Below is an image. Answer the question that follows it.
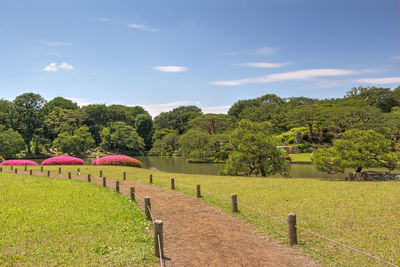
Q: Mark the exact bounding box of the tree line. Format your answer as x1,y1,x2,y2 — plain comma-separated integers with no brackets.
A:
1,86,399,176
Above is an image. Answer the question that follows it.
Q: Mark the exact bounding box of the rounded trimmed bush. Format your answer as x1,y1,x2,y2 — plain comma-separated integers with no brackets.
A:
42,156,85,165
0,160,39,166
92,155,142,168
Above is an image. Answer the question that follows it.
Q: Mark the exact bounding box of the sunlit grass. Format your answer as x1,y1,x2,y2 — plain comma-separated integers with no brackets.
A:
289,153,312,162
0,172,156,266
10,165,400,266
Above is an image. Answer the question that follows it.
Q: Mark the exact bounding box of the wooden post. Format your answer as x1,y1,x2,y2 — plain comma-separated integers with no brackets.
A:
40,166,43,172
171,178,175,190
196,184,201,198
231,194,238,212
288,213,297,245
154,220,164,258
15,168,17,174
144,197,152,220
29,170,32,175
47,170,50,177
0,167,2,172
59,167,61,174
116,180,119,192
68,172,71,179
100,170,102,177
149,174,153,184
123,172,126,180
10,165,13,170
130,186,135,201
103,177,106,187
87,174,91,182
24,166,27,171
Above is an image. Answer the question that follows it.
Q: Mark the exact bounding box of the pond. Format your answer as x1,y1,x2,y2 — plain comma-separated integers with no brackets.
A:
30,156,350,179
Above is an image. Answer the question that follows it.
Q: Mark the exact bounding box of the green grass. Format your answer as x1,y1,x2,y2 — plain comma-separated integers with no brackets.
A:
289,153,312,162
0,172,157,266
11,165,400,266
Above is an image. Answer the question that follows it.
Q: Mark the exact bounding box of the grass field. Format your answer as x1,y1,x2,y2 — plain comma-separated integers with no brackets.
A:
289,153,312,162
0,173,156,266
5,165,400,266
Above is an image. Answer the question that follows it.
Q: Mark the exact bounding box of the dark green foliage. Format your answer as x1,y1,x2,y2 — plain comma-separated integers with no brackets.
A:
154,105,202,134
53,127,95,155
0,126,26,158
12,93,47,153
135,113,153,150
42,97,79,115
100,122,144,154
223,120,289,177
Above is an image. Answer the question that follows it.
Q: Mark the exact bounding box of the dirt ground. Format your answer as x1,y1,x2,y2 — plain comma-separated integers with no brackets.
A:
10,170,320,267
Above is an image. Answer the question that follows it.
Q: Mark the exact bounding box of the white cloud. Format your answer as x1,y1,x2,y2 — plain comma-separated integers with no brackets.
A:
98,18,112,22
67,97,95,107
128,23,157,31
235,62,291,68
256,46,279,56
391,56,400,61
138,101,191,117
153,66,187,72
354,77,400,84
210,68,358,86
201,105,230,114
42,62,74,72
42,62,58,72
44,41,71,47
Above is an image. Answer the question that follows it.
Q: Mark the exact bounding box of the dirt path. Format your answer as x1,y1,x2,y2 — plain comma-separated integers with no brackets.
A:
10,170,320,267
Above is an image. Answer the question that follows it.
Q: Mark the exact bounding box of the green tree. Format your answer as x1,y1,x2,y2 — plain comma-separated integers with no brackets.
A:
44,107,88,140
12,93,46,153
74,126,95,152
189,114,232,134
82,104,109,145
0,99,15,128
149,132,180,156
135,113,153,150
312,129,399,173
346,86,399,112
0,126,26,158
100,122,144,154
42,97,79,115
224,120,289,177
154,106,202,134
53,127,95,155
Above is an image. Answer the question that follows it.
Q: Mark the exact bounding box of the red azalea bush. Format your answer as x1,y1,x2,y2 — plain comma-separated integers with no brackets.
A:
42,156,85,165
92,155,142,168
0,160,39,166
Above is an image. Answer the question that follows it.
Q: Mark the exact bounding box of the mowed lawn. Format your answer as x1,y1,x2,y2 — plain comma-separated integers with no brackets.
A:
13,165,400,267
0,173,156,266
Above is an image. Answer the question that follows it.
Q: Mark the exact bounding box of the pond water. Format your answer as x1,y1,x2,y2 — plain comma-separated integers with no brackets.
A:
30,156,349,179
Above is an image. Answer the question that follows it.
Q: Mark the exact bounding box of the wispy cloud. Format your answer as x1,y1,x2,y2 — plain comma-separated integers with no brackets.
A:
228,46,279,56
127,23,158,31
67,97,94,107
354,77,400,84
210,68,358,86
201,105,230,114
43,62,74,72
391,55,400,61
44,41,71,47
153,66,187,72
235,62,291,68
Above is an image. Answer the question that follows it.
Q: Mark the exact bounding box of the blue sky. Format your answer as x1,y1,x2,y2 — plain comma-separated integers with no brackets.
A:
0,0,399,116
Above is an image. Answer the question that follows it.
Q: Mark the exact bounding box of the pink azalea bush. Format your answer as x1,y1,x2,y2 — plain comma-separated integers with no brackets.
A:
0,160,39,166
92,155,142,168
42,156,85,165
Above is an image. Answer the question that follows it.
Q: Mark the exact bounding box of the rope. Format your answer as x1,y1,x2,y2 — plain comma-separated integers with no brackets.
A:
157,233,163,267
236,201,287,224
147,205,155,222
294,225,399,267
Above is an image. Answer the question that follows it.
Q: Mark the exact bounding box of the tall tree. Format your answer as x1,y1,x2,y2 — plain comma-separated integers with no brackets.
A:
135,113,153,150
82,104,109,145
42,97,79,115
154,106,202,134
12,93,46,153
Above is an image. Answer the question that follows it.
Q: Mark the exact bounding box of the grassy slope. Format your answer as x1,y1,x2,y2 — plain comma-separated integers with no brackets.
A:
14,165,400,266
289,153,312,162
0,173,156,266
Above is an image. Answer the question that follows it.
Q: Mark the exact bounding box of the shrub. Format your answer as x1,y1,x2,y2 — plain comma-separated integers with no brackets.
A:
92,155,142,168
0,160,39,166
297,143,313,153
42,156,85,165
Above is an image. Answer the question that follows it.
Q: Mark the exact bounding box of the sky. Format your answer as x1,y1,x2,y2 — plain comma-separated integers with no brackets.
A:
0,0,399,117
